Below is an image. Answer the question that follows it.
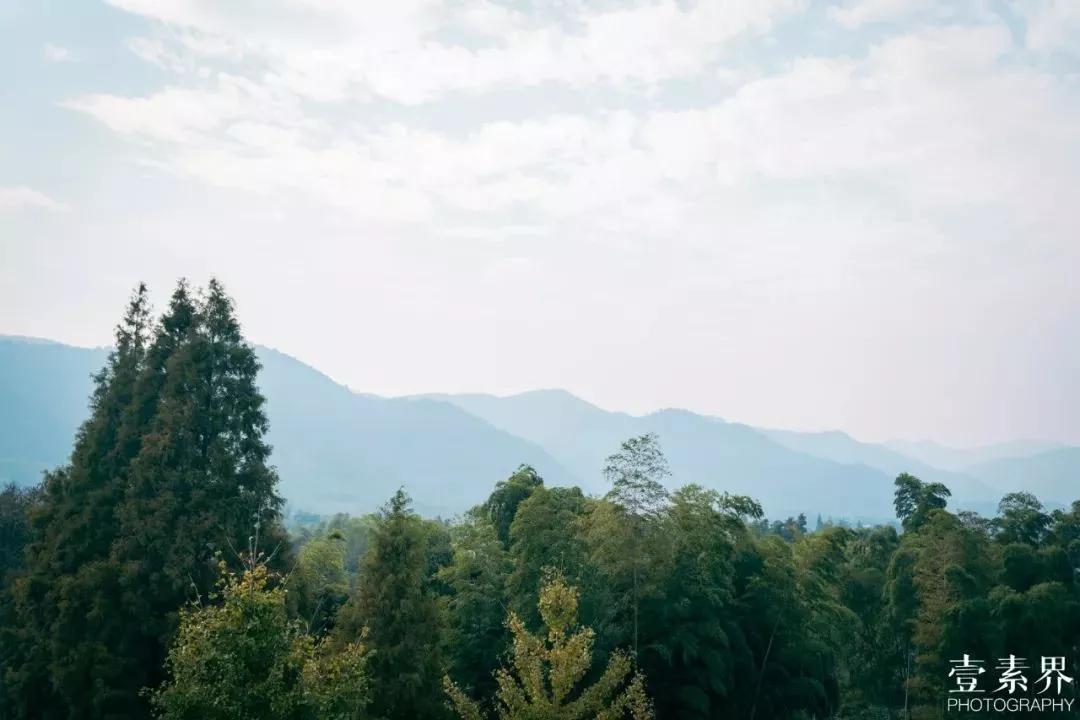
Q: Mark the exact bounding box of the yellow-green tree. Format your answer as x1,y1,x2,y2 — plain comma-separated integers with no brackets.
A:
152,560,370,720
444,573,653,720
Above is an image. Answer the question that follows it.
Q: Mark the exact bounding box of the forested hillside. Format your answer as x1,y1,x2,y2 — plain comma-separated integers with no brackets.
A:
1,280,1078,719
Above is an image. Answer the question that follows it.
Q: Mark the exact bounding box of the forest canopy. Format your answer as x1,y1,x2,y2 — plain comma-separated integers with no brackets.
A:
0,280,1077,720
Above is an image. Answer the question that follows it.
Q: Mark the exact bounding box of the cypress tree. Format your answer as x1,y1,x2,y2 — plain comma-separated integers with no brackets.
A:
110,278,286,713
335,489,447,720
3,284,153,719
3,279,286,719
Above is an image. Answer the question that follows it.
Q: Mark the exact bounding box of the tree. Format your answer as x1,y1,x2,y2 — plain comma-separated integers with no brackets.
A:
152,559,369,720
3,279,289,718
292,513,378,579
507,486,590,626
835,525,902,712
0,483,41,717
110,278,287,712
885,509,995,714
0,483,40,581
604,434,670,520
439,514,512,702
736,534,843,720
602,434,670,660
444,573,653,720
294,529,350,634
994,492,1051,546
641,485,752,719
483,465,544,548
892,473,950,530
3,283,154,719
334,489,446,720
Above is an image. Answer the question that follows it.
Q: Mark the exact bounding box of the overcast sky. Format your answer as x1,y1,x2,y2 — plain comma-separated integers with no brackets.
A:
1,0,1078,447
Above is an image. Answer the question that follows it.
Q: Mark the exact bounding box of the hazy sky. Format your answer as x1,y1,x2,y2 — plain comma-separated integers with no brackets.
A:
2,0,1078,447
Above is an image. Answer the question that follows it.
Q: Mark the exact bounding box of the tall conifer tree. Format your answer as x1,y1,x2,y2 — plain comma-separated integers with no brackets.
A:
111,278,285,713
3,279,286,719
335,489,447,720
4,285,152,718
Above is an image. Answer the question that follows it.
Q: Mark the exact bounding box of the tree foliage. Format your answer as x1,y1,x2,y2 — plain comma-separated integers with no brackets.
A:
152,559,369,720
445,572,653,720
3,279,1080,720
1,280,287,719
334,489,447,720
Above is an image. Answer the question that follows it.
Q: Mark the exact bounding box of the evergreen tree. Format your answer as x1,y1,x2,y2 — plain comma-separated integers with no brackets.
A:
0,483,41,716
1,278,287,718
3,284,153,719
0,483,40,580
108,278,286,714
334,489,447,719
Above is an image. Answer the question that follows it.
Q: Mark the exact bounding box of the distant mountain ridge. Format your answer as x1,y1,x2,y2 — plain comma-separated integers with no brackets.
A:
0,337,578,517
411,391,1078,516
760,428,999,513
883,438,1065,472
2,335,1075,519
966,448,1080,506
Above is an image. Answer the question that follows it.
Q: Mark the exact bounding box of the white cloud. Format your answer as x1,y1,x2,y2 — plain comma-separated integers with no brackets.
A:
62,18,1080,248
0,186,70,213
1014,0,1080,53
103,0,805,104
43,42,75,62
12,0,1080,444
828,0,935,28
62,73,307,144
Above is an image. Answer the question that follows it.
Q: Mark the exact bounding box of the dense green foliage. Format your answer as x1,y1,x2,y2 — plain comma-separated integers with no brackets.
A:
332,489,448,720
1,280,1078,720
0,281,287,718
152,560,369,720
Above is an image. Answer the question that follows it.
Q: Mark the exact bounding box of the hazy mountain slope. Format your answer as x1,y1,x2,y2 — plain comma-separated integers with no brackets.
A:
418,391,899,520
0,337,578,515
762,428,998,508
8,336,1070,521
884,439,1064,472
418,390,638,495
256,348,579,515
420,390,1075,518
638,410,896,520
966,448,1080,506
0,337,108,486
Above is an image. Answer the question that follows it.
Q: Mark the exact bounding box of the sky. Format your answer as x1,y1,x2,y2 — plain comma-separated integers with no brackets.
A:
1,0,1078,447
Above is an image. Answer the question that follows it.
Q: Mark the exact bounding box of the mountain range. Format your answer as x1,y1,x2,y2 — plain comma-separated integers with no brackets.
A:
1,335,1075,521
